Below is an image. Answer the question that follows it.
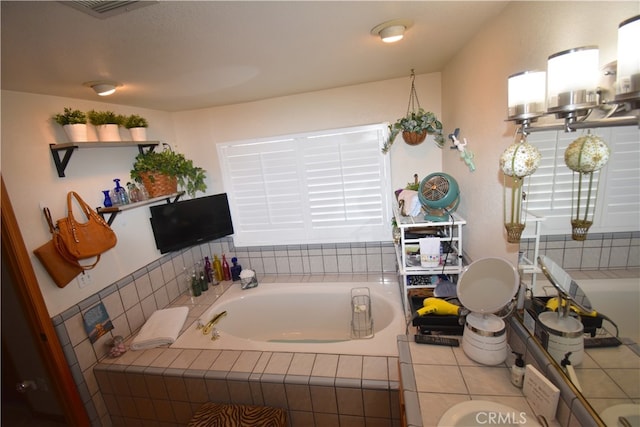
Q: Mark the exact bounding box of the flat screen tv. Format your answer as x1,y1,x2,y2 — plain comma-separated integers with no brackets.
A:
149,193,234,254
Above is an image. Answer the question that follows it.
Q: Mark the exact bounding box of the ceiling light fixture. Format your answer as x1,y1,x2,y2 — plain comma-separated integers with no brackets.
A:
83,81,121,96
506,14,639,134
371,19,413,43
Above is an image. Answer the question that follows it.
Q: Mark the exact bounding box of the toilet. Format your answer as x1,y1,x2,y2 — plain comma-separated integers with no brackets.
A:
457,257,519,365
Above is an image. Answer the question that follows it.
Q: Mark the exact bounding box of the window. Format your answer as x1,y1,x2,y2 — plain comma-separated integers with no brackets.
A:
217,124,393,246
524,126,640,235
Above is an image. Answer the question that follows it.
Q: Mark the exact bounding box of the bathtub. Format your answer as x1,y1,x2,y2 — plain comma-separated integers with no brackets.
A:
171,281,405,356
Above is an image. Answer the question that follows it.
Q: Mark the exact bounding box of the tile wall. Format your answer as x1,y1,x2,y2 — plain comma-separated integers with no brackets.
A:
51,237,397,426
520,231,640,270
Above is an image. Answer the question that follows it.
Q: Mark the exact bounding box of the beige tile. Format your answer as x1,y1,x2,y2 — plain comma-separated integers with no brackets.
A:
126,372,148,398
74,340,98,372
588,345,640,369
152,399,176,422
184,377,208,403
409,341,457,365
363,389,391,418
576,369,627,399
362,356,388,381
210,350,241,371
102,290,125,319
252,351,272,374
285,383,313,411
264,352,293,375
417,392,469,427
65,312,87,347
337,355,363,379
164,375,188,401
149,348,182,368
130,347,164,366
387,357,399,382
460,366,521,396
312,354,339,377
413,364,467,394
120,283,140,311
310,385,338,414
230,351,262,372
145,374,169,400
336,387,364,416
169,349,201,369
606,368,640,398
288,353,316,376
189,349,221,370
133,397,155,420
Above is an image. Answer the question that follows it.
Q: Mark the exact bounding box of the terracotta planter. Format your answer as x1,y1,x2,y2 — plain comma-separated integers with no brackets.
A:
139,172,177,198
402,130,427,146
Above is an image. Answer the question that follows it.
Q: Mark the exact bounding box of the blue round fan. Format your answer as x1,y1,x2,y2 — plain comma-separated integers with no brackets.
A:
417,173,460,221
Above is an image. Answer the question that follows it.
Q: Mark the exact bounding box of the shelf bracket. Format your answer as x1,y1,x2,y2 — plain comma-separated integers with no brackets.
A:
137,143,158,154
49,144,76,177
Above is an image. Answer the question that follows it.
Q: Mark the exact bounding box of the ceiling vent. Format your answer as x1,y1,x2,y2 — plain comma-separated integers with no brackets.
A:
60,1,158,19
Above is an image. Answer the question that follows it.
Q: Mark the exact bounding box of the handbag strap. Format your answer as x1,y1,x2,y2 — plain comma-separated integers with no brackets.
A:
42,207,56,234
53,235,101,270
67,191,111,228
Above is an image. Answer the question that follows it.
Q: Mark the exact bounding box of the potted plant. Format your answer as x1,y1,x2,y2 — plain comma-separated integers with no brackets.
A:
87,110,123,142
130,148,207,198
123,114,149,142
381,108,445,154
53,107,88,142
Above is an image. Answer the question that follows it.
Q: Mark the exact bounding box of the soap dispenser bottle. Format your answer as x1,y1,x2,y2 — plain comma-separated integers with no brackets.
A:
511,352,525,388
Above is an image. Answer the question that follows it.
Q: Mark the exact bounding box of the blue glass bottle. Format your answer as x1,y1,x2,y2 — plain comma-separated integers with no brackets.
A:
102,190,113,207
113,178,129,205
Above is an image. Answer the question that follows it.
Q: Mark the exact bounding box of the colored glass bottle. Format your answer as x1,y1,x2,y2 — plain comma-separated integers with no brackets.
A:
222,254,231,281
191,271,201,297
102,190,113,207
204,256,213,283
113,178,129,205
213,255,223,282
230,257,242,281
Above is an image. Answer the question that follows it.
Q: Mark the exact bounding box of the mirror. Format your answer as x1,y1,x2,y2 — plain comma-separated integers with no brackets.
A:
517,255,639,423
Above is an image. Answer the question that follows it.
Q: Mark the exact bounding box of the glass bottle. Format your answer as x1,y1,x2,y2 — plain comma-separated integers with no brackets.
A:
230,257,242,281
191,270,201,297
222,254,231,281
138,183,149,201
199,271,208,292
113,178,129,205
213,255,223,282
204,256,213,283
102,190,113,207
126,182,141,203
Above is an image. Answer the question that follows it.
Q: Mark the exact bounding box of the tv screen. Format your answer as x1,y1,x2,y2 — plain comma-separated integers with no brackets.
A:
149,193,234,254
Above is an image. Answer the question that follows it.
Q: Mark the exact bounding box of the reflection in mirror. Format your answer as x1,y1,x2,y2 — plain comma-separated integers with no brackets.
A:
517,256,640,424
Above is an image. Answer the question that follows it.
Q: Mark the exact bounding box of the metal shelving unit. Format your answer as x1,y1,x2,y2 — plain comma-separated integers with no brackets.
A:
393,204,466,314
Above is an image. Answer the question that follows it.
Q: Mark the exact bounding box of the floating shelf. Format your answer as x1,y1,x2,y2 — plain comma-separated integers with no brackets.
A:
49,141,161,177
97,191,184,225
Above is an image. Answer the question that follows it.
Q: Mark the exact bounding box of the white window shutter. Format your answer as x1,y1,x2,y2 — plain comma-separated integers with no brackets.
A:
524,126,639,235
218,124,392,246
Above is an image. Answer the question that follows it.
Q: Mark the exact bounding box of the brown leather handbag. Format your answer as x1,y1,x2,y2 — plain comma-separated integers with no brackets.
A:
55,191,117,262
33,208,84,288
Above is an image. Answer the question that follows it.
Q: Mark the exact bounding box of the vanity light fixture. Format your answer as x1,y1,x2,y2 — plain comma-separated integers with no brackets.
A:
506,15,640,134
371,19,413,43
83,81,121,96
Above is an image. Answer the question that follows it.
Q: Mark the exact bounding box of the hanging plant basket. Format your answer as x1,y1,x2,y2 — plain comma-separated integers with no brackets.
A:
381,70,444,154
402,130,427,145
139,172,178,198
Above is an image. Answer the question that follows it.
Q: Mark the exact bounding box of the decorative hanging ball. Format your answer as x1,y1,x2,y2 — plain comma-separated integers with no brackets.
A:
500,139,541,177
564,134,610,173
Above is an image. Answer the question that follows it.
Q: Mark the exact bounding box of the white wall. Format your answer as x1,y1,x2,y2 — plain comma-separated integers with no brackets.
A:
441,1,638,263
1,74,443,316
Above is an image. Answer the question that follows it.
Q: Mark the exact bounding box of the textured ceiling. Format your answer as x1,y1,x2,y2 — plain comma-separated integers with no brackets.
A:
1,1,508,112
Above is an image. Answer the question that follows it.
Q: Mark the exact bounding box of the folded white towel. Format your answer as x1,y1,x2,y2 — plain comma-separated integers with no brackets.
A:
397,189,422,217
131,306,189,350
419,238,441,268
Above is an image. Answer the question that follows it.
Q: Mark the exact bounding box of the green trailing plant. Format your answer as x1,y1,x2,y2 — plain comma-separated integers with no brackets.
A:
87,110,122,126
123,114,148,129
382,108,444,154
53,107,87,125
130,149,207,197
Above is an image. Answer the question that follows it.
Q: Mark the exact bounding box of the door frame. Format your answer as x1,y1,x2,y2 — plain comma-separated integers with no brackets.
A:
1,176,90,426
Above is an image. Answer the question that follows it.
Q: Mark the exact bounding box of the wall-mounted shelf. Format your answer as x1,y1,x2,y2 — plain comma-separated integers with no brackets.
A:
97,191,184,226
49,141,161,177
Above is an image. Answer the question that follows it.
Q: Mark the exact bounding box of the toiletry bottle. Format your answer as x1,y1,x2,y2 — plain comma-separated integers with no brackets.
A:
222,254,231,281
511,352,525,388
230,257,242,281
213,255,223,282
204,256,213,283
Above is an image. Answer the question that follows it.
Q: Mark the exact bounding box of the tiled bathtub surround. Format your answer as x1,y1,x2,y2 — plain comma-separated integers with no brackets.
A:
50,237,397,426
520,231,640,270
